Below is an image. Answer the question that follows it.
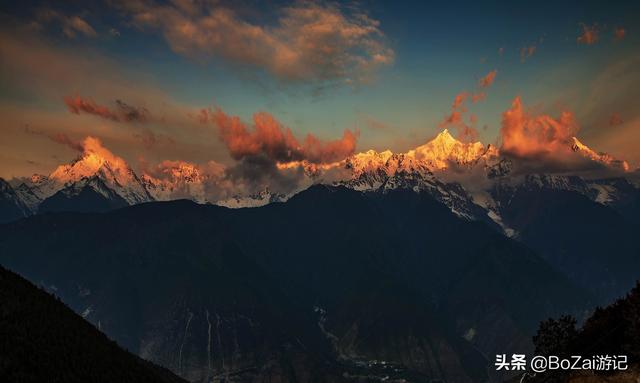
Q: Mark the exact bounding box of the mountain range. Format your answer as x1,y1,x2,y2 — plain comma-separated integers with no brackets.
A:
1,129,639,382
1,129,637,223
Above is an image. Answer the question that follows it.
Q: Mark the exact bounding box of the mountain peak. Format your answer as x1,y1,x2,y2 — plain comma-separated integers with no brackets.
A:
571,137,629,171
409,130,490,170
434,128,455,143
46,137,151,204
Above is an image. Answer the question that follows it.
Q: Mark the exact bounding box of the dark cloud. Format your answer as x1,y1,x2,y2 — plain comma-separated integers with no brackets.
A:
64,96,150,123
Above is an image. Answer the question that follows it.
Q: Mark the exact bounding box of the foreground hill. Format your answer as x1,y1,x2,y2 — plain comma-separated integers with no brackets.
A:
0,264,186,383
0,185,590,382
521,281,640,383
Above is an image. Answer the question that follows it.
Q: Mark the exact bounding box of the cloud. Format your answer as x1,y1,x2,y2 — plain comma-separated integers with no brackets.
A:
114,100,151,122
208,108,358,164
24,125,84,152
439,70,495,142
33,9,97,38
439,92,479,142
73,137,134,176
478,70,497,88
497,97,630,175
520,45,536,62
113,0,394,85
133,128,175,149
577,23,599,45
65,96,120,121
500,96,578,158
64,96,150,123
613,27,625,41
360,114,390,131
609,113,623,127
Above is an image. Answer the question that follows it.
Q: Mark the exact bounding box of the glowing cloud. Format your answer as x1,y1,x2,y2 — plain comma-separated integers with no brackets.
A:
500,96,578,157
577,23,599,45
520,45,536,62
609,113,623,127
114,0,394,85
24,126,84,152
65,96,120,121
209,108,358,164
478,70,497,88
439,69,496,143
64,96,150,123
613,27,626,41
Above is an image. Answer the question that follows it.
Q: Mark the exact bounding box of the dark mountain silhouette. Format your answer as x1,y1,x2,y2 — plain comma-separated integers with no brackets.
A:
0,185,590,382
0,264,186,383
0,178,29,223
491,184,640,302
38,176,128,214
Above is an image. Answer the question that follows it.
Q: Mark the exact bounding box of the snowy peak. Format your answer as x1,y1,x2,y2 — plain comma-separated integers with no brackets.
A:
409,129,495,170
141,161,214,203
47,138,152,205
344,129,494,181
571,137,629,171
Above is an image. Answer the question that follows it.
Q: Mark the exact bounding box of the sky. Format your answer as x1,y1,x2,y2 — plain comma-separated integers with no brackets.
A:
0,0,639,180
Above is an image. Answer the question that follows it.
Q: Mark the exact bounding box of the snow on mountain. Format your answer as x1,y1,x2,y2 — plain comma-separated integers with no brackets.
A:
2,130,636,222
141,162,208,203
571,137,630,171
217,188,287,208
48,143,152,205
408,129,498,170
9,174,60,212
336,131,496,221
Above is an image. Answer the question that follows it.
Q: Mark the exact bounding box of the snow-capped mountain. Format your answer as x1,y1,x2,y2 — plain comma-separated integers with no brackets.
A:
10,174,60,211
48,146,152,205
338,149,491,221
141,161,209,203
217,188,288,208
2,129,637,226
408,129,498,169
571,137,630,172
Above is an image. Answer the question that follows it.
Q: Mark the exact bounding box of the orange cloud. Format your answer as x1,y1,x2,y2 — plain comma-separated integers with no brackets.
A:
439,92,480,142
65,96,119,121
500,96,578,157
472,92,486,103
478,70,497,88
209,108,358,164
577,23,599,45
64,96,150,123
114,1,393,85
24,125,84,152
609,113,623,127
613,27,625,41
520,45,536,62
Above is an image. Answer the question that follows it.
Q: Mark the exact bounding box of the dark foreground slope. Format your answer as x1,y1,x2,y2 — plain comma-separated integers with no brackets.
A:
522,281,640,383
0,264,186,383
0,186,591,382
